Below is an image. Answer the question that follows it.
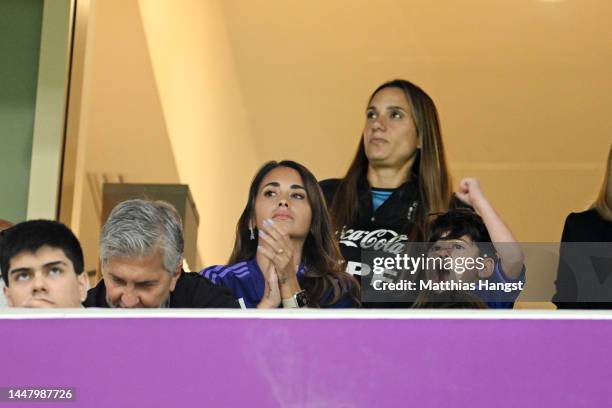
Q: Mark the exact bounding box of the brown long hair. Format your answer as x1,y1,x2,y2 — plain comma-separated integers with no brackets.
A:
329,79,453,237
592,144,612,221
229,160,360,307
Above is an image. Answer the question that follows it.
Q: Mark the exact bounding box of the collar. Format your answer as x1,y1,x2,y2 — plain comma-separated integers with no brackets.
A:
355,172,420,225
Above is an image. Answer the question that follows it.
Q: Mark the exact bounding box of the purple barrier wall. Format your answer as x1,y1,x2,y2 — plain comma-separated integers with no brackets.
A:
2,317,611,407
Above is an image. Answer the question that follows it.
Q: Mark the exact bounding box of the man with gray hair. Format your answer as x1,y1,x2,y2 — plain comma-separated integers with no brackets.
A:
84,199,238,308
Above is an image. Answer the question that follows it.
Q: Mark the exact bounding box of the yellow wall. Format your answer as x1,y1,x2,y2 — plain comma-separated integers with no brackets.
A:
73,0,179,273
138,0,259,268
71,0,256,273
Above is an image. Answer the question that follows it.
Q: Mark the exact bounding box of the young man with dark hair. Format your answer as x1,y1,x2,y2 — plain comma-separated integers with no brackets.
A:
0,220,88,308
424,178,526,308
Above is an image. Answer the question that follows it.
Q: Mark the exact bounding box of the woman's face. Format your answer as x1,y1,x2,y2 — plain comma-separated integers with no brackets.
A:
254,166,312,240
363,87,421,168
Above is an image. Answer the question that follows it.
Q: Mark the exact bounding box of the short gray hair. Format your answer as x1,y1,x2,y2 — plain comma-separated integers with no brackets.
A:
100,199,184,273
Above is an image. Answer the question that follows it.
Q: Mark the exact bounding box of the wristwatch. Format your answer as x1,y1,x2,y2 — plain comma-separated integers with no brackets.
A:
282,290,309,308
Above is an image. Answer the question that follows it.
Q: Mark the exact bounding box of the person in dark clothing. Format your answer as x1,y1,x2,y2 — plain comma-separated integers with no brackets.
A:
84,199,238,308
84,268,238,308
320,79,458,307
553,145,612,309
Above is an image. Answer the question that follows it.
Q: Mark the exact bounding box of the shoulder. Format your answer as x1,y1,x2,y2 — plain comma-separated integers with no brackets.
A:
83,280,108,308
565,209,601,225
562,209,606,241
319,178,341,190
176,272,215,292
200,261,252,285
492,260,526,284
174,272,239,308
318,273,360,308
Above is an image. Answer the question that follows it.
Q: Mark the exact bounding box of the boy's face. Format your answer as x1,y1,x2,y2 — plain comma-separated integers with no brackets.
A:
3,245,87,308
426,234,494,284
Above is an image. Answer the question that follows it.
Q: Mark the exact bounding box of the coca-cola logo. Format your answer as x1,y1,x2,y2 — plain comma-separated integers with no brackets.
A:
339,228,409,255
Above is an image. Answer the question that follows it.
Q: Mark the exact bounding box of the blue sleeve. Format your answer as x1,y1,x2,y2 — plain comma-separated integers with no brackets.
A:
493,261,526,284
200,265,225,285
200,264,260,308
482,262,526,309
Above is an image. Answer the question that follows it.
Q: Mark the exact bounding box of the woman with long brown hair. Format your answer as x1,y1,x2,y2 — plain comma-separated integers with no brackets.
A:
202,160,360,308
320,79,457,289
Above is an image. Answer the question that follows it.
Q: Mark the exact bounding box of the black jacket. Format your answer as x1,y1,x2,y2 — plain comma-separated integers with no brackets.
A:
320,176,423,308
320,176,469,308
553,209,612,309
320,176,469,256
83,271,240,308
320,175,422,263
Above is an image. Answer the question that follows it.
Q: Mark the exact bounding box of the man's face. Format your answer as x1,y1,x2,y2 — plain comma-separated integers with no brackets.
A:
102,250,180,308
3,246,87,308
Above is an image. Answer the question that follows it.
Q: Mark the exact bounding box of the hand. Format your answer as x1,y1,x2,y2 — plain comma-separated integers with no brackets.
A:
455,177,486,209
257,264,281,308
257,218,299,285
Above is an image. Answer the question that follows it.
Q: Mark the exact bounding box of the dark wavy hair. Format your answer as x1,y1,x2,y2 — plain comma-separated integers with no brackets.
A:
329,79,453,239
229,160,360,307
428,209,497,261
